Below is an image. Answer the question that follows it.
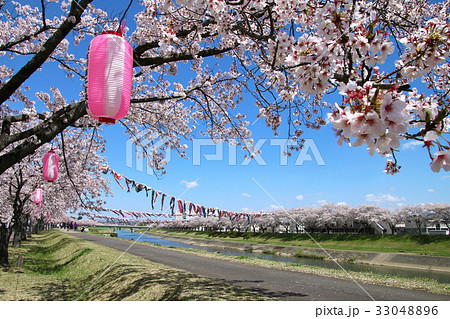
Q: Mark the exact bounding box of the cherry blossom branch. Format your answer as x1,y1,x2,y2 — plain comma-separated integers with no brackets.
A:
0,102,84,151
49,56,86,79
60,131,88,207
0,0,93,106
1,113,46,136
133,45,238,68
0,25,53,52
0,101,87,175
133,18,218,57
118,119,166,178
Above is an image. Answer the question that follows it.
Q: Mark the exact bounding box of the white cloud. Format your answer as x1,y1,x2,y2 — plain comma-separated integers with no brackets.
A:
241,192,251,197
180,180,199,189
365,193,405,203
337,202,348,206
241,207,250,212
427,188,435,193
402,140,422,150
441,175,450,180
317,200,328,206
295,194,304,200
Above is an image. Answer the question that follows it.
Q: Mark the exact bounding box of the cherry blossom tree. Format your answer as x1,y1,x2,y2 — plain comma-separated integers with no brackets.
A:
400,204,434,235
278,215,292,233
155,203,448,236
288,207,309,233
254,214,271,233
380,208,403,234
187,217,203,231
247,214,259,233
428,202,450,229
202,216,219,231
301,207,322,233
229,217,245,232
0,122,110,265
353,204,384,234
335,204,359,234
1,0,449,179
317,203,342,233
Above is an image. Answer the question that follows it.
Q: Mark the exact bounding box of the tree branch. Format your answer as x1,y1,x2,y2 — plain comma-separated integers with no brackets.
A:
133,44,238,68
0,101,87,175
0,26,53,52
0,0,93,106
133,19,217,58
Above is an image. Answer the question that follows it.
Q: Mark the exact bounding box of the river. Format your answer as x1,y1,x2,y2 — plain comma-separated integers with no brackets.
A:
116,230,450,284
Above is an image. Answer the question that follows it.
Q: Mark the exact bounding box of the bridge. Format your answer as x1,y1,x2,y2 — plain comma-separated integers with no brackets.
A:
94,224,152,231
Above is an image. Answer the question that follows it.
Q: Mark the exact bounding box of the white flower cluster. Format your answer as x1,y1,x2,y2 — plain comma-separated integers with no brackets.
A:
329,87,410,156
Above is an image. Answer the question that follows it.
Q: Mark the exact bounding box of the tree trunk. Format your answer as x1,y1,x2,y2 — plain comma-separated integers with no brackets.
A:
0,223,10,266
21,215,29,241
414,220,423,235
12,218,24,248
33,220,41,234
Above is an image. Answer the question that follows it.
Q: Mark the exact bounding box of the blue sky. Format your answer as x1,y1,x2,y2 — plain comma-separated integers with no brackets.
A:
96,0,449,214
101,104,449,214
6,0,450,217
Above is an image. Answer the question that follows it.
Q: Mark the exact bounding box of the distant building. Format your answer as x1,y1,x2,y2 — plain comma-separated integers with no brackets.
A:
393,221,449,235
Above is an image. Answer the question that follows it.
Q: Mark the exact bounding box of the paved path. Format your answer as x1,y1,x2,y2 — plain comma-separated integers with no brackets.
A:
69,231,449,301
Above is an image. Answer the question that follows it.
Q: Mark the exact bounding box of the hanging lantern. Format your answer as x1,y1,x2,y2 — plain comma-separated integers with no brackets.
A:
33,188,43,205
86,28,133,124
43,150,59,182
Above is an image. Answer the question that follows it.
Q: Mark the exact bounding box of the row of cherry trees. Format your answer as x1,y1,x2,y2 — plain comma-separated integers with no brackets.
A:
0,122,111,266
156,203,450,235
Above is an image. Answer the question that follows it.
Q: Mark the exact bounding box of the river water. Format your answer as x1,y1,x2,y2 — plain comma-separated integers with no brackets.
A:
116,230,450,284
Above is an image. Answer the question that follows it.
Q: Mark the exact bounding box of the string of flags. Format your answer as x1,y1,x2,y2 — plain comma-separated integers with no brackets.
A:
80,211,159,225
102,166,266,221
105,208,176,219
104,208,263,222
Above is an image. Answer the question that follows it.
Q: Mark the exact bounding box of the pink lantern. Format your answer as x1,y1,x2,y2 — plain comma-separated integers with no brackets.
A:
87,30,133,124
43,150,59,182
33,188,43,205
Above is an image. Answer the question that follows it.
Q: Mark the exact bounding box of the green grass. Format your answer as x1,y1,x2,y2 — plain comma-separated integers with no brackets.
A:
0,230,273,301
148,229,450,256
293,249,326,260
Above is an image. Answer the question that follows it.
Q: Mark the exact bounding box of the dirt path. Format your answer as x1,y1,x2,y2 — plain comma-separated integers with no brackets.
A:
68,231,449,301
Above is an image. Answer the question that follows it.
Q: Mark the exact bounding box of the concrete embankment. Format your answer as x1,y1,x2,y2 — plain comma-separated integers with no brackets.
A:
145,232,450,273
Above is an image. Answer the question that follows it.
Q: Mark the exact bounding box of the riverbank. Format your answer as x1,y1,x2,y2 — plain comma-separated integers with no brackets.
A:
0,230,272,300
70,230,450,298
142,230,450,273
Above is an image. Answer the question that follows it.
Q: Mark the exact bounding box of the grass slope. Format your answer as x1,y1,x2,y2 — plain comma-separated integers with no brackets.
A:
148,229,450,256
0,230,271,301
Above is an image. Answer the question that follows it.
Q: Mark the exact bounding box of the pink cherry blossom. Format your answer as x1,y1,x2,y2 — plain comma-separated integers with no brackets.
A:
0,0,449,182
363,112,387,137
380,93,408,124
430,150,450,172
